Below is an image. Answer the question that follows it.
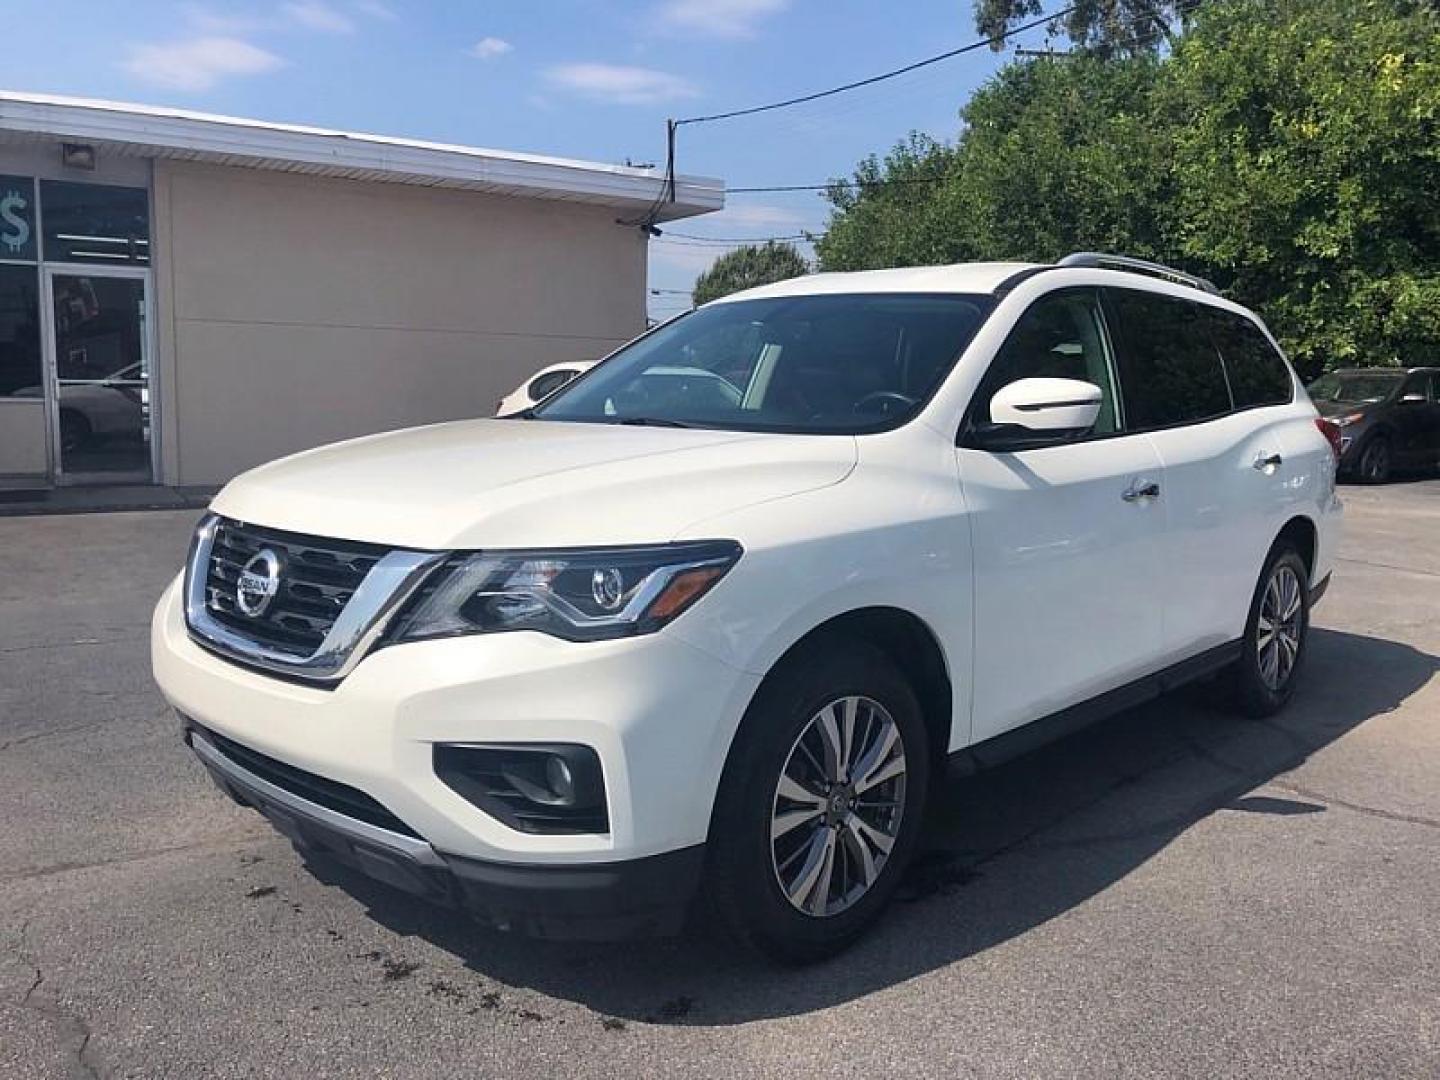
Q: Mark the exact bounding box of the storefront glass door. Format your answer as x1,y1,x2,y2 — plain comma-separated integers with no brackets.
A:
43,267,154,483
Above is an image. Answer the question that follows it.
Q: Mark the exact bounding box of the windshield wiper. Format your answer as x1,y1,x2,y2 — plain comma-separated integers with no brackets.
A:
615,416,695,428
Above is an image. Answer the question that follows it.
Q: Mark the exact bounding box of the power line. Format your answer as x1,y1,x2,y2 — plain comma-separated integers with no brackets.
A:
653,235,821,248
658,231,814,243
708,1,1203,197
673,4,1079,127
728,175,950,194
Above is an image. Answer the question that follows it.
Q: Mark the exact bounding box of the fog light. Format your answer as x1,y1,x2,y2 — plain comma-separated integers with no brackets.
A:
545,755,575,804
433,743,608,834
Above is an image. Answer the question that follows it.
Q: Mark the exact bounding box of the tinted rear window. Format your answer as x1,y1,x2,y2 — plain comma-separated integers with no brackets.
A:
1107,289,1232,429
1204,309,1293,408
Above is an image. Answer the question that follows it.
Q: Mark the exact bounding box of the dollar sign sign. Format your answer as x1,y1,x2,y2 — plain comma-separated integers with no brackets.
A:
0,190,30,255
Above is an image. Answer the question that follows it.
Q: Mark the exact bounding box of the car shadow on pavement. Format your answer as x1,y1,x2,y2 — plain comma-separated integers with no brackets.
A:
305,627,1437,1026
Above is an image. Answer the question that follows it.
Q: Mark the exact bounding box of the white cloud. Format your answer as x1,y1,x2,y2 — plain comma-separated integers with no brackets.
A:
469,37,514,61
178,5,268,34
121,36,285,92
281,1,356,34
657,0,787,39
651,244,725,276
544,63,698,106
355,0,397,19
708,203,806,228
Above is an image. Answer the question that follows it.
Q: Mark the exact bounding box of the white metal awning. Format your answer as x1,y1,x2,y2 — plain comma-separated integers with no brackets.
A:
0,91,723,221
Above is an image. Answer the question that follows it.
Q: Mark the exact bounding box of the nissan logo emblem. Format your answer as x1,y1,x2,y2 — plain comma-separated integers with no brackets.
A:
235,548,282,618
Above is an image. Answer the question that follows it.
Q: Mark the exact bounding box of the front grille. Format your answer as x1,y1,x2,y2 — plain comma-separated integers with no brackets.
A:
204,518,388,656
193,723,422,840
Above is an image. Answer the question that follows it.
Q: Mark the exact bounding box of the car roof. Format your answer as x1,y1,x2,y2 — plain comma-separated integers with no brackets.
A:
706,260,1259,310
1329,367,1432,375
710,262,1041,303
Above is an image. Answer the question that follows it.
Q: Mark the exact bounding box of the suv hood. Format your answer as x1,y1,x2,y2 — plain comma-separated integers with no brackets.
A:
211,419,857,550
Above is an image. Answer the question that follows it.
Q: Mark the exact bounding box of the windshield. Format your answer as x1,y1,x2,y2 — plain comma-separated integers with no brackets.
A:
1307,372,1402,404
533,293,994,434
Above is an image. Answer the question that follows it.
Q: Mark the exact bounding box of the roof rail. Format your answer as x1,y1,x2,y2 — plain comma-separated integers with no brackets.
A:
1058,252,1221,296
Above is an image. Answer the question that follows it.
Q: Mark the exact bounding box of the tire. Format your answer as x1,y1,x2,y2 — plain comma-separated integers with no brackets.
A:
703,637,931,964
59,410,91,454
1231,545,1311,718
1355,434,1392,483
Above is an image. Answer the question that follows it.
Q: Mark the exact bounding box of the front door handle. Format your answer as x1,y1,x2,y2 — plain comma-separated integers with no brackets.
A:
1123,480,1161,502
1253,452,1283,471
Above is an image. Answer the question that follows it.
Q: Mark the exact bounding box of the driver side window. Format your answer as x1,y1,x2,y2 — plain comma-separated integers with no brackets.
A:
973,289,1121,435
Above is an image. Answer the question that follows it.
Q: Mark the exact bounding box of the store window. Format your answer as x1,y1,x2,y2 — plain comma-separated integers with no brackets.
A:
40,180,150,265
0,265,41,396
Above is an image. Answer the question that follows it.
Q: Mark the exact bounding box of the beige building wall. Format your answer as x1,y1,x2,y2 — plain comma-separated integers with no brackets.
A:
0,400,47,481
153,160,648,486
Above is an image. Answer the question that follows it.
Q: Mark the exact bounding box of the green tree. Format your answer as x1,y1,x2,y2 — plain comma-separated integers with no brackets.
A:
975,0,1199,56
692,241,810,305
1166,0,1440,373
816,134,973,271
821,0,1440,374
953,54,1177,262
816,56,1179,272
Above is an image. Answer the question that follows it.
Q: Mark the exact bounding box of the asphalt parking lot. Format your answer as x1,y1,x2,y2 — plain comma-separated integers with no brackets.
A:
2,481,1438,1079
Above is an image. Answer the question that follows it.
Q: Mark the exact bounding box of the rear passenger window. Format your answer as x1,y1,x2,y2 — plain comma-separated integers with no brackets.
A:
1204,309,1293,408
1107,289,1232,429
1402,372,1435,402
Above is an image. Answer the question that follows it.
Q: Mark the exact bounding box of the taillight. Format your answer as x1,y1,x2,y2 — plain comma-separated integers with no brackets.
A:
1315,417,1342,460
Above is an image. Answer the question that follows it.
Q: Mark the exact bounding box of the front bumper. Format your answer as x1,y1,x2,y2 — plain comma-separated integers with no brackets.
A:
152,574,761,867
186,722,703,939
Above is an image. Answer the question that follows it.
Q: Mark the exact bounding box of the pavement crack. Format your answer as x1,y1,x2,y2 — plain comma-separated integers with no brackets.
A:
1267,777,1440,832
0,835,267,886
0,720,110,755
1,705,176,754
1176,732,1440,834
1334,555,1440,580
0,634,136,657
14,920,103,1080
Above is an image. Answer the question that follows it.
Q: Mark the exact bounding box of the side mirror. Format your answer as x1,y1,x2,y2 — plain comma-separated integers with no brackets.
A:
966,378,1103,451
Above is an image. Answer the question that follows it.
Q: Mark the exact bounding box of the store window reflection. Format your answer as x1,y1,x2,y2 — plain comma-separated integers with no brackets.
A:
40,180,149,265
0,264,41,396
51,274,150,474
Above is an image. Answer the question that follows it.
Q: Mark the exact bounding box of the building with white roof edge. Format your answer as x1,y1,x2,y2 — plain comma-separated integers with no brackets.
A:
0,91,722,489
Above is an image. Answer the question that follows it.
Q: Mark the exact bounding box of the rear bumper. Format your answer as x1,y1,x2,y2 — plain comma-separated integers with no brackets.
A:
186,722,704,941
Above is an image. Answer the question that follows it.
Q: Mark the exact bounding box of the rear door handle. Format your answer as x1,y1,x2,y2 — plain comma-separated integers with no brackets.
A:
1253,452,1283,471
1123,480,1160,502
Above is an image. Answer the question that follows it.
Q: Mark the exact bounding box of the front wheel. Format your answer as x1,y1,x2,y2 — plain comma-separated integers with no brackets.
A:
1231,545,1311,717
1355,434,1392,483
703,639,930,963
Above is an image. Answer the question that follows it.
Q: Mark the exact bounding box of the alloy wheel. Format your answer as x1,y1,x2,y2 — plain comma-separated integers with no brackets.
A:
1361,439,1390,481
1257,564,1304,691
770,695,907,917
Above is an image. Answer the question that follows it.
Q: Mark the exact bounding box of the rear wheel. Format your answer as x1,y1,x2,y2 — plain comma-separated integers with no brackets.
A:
1231,545,1311,717
704,639,930,963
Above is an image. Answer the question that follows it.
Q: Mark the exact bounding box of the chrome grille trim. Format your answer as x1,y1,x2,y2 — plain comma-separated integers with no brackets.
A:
184,514,448,684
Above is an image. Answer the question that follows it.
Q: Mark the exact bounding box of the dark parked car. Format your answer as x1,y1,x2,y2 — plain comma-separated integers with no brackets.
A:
1307,367,1440,482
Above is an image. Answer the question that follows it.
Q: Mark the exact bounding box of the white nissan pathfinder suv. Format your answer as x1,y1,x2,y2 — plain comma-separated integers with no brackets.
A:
152,253,1342,961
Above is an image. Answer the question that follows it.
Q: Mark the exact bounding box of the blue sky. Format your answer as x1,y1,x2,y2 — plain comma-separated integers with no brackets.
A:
4,1,1054,320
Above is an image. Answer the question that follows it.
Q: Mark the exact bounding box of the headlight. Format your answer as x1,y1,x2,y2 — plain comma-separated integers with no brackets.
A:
386,541,742,643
